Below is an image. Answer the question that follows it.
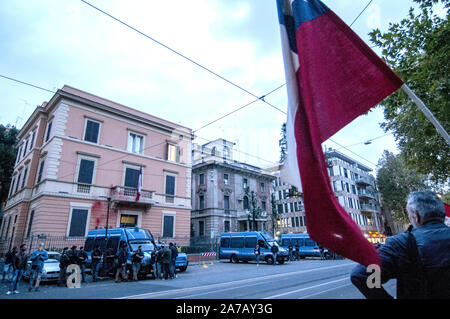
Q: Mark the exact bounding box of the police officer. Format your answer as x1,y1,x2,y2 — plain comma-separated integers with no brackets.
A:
67,246,78,266
115,241,128,283
102,247,115,277
169,243,178,279
57,247,70,287
77,246,88,283
91,245,102,282
131,245,144,281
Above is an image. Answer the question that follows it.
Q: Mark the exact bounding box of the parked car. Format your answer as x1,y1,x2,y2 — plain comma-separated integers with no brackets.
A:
22,251,61,282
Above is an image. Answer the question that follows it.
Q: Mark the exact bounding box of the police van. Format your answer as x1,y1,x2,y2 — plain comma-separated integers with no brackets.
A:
219,231,289,265
84,227,188,277
279,233,329,259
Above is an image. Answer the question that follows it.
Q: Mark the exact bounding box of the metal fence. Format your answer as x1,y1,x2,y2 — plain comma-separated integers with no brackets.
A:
0,235,86,256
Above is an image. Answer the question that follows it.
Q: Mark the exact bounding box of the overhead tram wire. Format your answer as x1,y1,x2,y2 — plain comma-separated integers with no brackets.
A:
349,0,373,27
79,0,286,116
193,83,286,133
0,74,56,94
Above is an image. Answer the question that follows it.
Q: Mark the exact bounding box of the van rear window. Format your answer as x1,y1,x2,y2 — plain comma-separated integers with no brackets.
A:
231,237,244,248
220,238,230,248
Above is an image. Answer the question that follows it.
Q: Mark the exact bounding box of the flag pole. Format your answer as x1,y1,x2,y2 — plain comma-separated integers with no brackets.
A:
402,84,450,145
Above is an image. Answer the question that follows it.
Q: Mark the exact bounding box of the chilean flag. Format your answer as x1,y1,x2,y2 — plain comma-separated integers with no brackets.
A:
277,0,403,266
136,166,143,202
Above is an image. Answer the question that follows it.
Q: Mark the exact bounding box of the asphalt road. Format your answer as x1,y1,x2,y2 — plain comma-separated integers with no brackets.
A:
0,259,396,299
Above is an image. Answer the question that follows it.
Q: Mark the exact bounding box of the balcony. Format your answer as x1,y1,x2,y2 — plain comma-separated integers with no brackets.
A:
110,186,155,212
358,189,376,200
355,177,373,187
360,204,378,213
5,188,33,209
237,210,268,221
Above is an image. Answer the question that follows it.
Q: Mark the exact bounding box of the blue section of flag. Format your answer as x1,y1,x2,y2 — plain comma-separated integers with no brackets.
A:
278,0,329,29
277,0,329,54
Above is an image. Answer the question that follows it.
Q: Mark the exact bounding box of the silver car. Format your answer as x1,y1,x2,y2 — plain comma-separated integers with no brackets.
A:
23,251,61,282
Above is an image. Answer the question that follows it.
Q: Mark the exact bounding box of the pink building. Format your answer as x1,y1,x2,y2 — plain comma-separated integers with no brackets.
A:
1,85,192,251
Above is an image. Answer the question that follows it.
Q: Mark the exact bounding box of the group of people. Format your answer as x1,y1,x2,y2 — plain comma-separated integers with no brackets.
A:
150,243,179,280
2,242,48,295
1,240,182,294
57,245,88,286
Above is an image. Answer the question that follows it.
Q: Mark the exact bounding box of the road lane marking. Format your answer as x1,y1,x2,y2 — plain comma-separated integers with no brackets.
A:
117,262,355,299
264,277,349,299
298,283,353,299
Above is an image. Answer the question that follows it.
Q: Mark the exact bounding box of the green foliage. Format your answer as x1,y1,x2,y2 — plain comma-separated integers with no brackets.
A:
376,151,429,224
370,0,450,185
0,124,19,204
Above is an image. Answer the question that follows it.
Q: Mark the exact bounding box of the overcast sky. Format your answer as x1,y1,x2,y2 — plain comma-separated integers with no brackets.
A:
0,0,434,174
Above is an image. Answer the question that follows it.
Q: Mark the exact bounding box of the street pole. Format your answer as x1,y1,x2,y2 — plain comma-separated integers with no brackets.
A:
402,84,450,145
106,197,111,239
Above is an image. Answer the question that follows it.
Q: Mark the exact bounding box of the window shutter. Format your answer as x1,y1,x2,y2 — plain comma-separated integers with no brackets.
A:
163,215,174,237
125,168,140,188
165,175,175,195
176,146,181,163
45,122,52,142
69,209,88,237
78,159,95,184
22,167,28,188
85,120,99,143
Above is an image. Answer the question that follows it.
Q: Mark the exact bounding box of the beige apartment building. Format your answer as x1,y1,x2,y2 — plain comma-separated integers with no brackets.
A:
0,85,192,252
190,139,276,248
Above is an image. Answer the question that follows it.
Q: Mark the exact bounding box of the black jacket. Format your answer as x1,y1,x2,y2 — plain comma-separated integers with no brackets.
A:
67,249,79,264
77,250,88,265
351,221,450,299
13,251,28,270
131,250,144,263
59,252,70,268
170,246,178,261
118,247,128,264
92,248,102,263
5,250,16,264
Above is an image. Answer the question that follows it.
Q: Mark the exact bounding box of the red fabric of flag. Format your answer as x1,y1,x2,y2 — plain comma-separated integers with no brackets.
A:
136,167,142,202
277,0,403,266
445,203,450,218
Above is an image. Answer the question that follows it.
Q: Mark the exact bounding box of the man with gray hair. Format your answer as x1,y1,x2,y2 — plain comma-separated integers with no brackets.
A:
351,191,450,299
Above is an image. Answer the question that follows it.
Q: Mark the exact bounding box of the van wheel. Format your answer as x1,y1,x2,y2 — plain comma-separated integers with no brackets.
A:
231,255,239,263
266,256,274,265
278,259,285,265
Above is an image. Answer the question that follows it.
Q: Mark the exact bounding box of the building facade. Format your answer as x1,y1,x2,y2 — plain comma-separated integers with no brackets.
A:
325,148,385,243
270,171,306,238
268,148,386,244
0,85,192,253
190,139,276,247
